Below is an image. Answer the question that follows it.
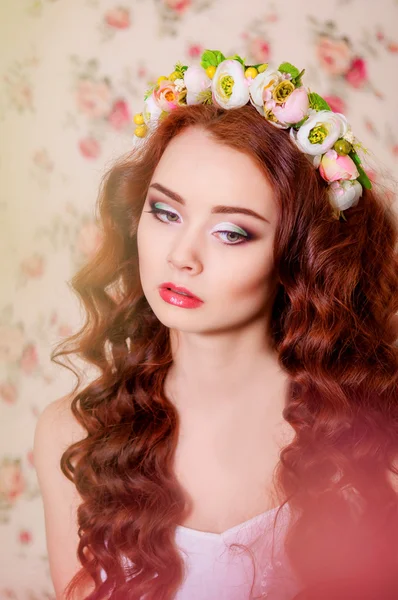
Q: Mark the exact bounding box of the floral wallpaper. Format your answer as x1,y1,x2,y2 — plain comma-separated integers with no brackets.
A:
1,0,397,597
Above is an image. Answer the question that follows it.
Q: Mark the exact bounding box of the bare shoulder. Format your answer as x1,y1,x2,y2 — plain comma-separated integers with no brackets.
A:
35,394,86,443
33,393,87,487
33,394,93,599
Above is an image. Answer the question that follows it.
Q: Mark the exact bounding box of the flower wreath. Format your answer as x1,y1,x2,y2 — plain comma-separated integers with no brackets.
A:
132,49,372,220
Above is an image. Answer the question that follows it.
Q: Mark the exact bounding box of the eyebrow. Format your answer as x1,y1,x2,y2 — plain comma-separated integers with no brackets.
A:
148,182,271,224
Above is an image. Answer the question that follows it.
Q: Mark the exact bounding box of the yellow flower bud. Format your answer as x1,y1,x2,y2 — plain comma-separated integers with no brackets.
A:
244,67,258,79
134,124,148,138
206,66,216,79
257,63,268,73
333,139,353,156
169,71,179,81
133,113,144,125
157,75,168,86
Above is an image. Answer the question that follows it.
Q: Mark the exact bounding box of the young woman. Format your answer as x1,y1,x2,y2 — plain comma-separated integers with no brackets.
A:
33,51,398,600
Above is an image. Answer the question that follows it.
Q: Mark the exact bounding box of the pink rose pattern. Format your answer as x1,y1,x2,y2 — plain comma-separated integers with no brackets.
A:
104,7,131,29
310,18,384,99
79,136,101,159
2,0,398,596
0,459,26,505
71,57,134,159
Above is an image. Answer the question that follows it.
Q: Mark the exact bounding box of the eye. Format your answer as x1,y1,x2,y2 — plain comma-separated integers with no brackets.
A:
213,231,251,245
144,206,180,223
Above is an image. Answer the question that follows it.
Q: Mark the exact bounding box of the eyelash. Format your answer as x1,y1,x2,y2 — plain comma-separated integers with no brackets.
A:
144,205,253,246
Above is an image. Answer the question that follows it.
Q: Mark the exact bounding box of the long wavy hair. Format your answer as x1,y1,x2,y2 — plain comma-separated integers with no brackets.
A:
52,103,398,600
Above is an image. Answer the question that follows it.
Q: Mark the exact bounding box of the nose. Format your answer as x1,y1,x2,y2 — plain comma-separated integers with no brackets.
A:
166,228,203,274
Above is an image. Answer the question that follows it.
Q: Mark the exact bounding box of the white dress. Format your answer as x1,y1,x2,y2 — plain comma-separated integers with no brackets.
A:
100,503,301,599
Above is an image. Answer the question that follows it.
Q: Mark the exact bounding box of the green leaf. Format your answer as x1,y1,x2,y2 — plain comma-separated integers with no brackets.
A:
293,116,309,129
292,68,305,87
144,83,157,101
214,50,226,64
174,61,188,78
308,92,331,111
356,165,372,190
226,54,246,67
200,49,226,69
278,62,300,79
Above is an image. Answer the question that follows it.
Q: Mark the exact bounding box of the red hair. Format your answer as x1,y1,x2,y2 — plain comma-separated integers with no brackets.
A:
52,103,398,599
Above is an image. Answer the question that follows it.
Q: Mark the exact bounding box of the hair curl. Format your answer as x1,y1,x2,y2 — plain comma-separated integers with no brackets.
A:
52,103,398,600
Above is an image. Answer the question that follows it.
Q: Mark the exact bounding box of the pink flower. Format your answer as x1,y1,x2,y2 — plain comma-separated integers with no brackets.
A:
316,36,353,76
108,98,131,129
153,80,179,111
76,78,113,119
79,137,101,159
272,87,309,125
20,344,39,374
345,57,368,88
58,324,73,337
137,66,147,79
104,7,131,29
20,254,45,278
8,80,33,111
319,149,359,183
19,529,32,545
364,118,377,135
366,169,377,183
77,221,103,258
0,460,25,504
163,0,191,13
187,44,203,59
32,149,54,172
248,37,270,63
0,382,18,404
0,325,25,363
323,95,346,114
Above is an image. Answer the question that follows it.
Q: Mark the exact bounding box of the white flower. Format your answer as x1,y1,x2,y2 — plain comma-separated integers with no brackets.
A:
173,78,186,93
328,179,363,211
143,91,163,125
248,69,283,114
290,110,349,155
343,128,355,144
312,154,323,168
183,65,211,105
211,59,250,109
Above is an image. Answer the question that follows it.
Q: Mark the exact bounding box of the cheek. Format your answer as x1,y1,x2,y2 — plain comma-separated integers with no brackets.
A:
216,247,275,305
137,219,157,258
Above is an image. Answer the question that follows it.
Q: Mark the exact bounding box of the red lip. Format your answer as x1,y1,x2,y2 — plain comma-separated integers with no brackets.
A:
159,282,202,302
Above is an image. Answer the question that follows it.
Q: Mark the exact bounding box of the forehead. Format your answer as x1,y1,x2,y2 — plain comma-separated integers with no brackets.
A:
151,127,277,217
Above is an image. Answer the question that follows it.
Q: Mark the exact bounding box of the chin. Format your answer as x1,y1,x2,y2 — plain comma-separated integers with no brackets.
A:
152,309,205,332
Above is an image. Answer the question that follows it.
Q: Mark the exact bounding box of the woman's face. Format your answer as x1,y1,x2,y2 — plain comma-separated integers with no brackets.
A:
136,127,279,334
